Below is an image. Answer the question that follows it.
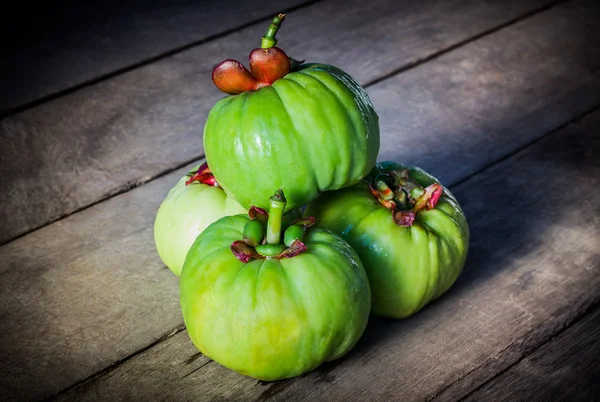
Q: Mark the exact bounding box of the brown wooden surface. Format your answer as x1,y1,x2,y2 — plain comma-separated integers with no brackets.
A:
0,0,557,245
0,166,186,401
0,0,310,114
0,0,599,401
367,0,600,186
463,305,600,402
53,98,600,402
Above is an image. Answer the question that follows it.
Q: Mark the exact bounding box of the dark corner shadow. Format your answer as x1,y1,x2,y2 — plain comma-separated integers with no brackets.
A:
0,0,284,114
0,0,212,114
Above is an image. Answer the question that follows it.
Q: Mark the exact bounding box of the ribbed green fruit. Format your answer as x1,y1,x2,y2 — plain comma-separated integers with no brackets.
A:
180,215,371,380
305,161,469,319
204,63,380,212
153,165,246,276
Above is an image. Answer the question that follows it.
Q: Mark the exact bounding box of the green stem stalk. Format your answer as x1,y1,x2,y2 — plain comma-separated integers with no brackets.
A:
266,189,286,244
261,13,286,48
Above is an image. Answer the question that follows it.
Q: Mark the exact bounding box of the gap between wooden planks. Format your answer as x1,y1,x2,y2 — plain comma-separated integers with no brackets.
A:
461,304,600,402
52,105,600,402
1,0,599,400
0,0,564,245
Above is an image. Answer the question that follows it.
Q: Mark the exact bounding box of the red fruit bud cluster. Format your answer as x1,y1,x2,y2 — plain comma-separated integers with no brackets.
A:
212,14,292,94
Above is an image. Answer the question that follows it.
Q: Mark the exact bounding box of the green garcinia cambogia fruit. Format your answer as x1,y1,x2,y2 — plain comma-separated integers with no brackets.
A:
153,163,246,276
204,13,380,213
180,190,371,380
305,161,469,319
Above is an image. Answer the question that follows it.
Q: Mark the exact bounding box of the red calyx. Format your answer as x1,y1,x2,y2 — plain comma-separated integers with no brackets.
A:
249,47,291,85
369,170,444,227
211,51,290,95
212,60,259,95
212,13,291,95
276,239,307,259
248,206,269,223
185,162,218,187
230,205,313,263
289,216,316,227
413,184,443,212
231,240,261,263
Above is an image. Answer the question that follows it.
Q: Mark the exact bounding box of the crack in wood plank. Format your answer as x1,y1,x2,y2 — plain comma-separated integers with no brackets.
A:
361,0,569,89
184,352,204,366
43,325,185,401
182,360,214,380
459,303,600,401
429,293,600,401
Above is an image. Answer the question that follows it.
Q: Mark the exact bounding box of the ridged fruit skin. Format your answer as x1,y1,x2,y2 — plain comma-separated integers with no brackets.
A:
305,162,469,319
204,63,380,212
153,165,246,276
180,215,371,380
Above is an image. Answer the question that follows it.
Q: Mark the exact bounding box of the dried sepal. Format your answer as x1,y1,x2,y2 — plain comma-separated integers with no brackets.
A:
277,239,307,259
289,57,305,71
393,211,416,227
231,240,261,263
185,162,218,186
368,165,445,227
248,206,269,223
413,184,443,212
289,216,316,227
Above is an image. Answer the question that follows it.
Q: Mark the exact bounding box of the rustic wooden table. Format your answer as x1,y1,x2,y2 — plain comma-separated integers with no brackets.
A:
1,0,599,400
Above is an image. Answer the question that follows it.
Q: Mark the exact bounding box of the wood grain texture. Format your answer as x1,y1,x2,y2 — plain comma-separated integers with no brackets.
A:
1,1,599,400
0,0,310,114
53,100,600,402
0,0,557,244
371,0,600,187
0,161,195,401
462,305,600,402
429,99,600,402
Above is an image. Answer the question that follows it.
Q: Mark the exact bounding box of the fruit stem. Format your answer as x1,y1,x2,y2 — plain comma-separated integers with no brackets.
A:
261,13,286,49
266,189,286,244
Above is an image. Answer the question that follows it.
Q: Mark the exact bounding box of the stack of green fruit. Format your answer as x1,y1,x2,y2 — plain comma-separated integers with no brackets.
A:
154,14,469,381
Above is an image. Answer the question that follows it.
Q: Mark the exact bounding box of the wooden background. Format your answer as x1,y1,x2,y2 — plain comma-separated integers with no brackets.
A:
0,0,599,400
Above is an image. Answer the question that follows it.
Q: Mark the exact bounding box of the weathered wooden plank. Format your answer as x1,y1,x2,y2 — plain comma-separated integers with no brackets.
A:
428,110,600,402
371,0,600,186
0,162,192,401
461,306,600,402
0,0,558,244
52,98,600,402
2,1,599,400
0,0,310,114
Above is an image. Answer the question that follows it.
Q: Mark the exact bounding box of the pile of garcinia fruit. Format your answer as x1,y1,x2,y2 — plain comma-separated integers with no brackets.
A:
154,14,469,381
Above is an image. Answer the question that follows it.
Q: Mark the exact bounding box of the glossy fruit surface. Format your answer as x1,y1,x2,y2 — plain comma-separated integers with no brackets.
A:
153,164,246,276
179,197,371,380
305,161,469,319
204,62,380,212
